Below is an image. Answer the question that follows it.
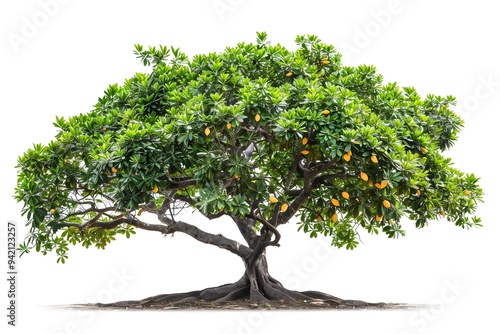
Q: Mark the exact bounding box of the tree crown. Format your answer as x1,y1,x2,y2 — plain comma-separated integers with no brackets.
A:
15,32,483,263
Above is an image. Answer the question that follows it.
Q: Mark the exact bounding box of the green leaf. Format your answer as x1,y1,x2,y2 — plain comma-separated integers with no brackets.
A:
14,32,483,260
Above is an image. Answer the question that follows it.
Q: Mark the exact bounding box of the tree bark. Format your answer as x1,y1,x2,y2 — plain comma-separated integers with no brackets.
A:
94,213,348,306
129,216,342,305
125,251,342,307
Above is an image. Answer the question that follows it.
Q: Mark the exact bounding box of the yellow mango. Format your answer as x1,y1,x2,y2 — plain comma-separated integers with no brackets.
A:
280,203,289,212
269,196,279,204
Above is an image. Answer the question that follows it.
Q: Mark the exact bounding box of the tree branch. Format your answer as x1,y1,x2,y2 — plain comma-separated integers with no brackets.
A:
174,194,227,220
166,176,197,189
153,210,253,258
171,220,253,258
232,216,260,248
277,189,311,226
310,158,342,176
284,149,302,193
313,171,358,187
277,158,352,226
59,214,127,231
60,213,253,259
63,205,120,220
250,211,281,248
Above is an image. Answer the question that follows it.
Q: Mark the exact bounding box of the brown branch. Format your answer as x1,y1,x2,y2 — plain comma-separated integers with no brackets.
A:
59,212,253,259
59,214,126,231
313,172,358,187
82,212,103,233
243,207,283,267
250,211,281,247
284,189,302,196
278,166,356,226
284,149,302,193
174,194,227,220
310,158,341,176
277,189,311,226
171,220,253,258
276,157,352,226
151,210,253,258
166,176,197,189
232,216,260,248
240,126,272,137
63,206,120,220
171,194,195,206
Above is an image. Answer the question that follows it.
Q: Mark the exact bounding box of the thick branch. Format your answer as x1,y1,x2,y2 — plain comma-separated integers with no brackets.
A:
148,199,254,258
232,217,260,248
277,189,311,226
249,212,280,248
313,172,358,187
284,149,302,193
309,158,341,176
166,176,197,189
61,212,253,259
171,220,253,259
278,159,351,226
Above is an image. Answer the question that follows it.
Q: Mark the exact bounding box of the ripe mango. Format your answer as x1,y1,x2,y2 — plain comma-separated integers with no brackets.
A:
280,203,289,212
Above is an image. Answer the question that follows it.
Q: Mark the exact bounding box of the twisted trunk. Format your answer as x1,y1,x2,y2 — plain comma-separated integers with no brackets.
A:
121,252,340,307
97,217,351,307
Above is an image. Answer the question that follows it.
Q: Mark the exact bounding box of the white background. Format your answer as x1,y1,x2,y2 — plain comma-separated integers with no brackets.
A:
1,0,499,333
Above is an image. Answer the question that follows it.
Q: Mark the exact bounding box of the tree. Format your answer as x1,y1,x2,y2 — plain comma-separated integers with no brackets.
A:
15,33,483,304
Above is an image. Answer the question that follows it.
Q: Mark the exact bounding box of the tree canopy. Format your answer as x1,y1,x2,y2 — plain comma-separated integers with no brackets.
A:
16,32,483,264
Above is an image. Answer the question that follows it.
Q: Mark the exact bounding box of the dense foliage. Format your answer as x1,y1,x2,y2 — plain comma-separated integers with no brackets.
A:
15,33,482,263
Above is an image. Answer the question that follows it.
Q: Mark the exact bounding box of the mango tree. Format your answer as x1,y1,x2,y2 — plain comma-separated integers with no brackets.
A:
15,33,483,304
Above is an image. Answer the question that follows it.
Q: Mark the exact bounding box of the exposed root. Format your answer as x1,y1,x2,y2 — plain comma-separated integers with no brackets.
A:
90,255,385,310
93,275,381,309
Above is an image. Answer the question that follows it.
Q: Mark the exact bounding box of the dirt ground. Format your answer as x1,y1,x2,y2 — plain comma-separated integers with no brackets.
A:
58,299,425,311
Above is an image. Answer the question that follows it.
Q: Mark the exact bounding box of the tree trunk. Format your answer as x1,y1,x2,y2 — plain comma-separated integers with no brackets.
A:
98,217,348,307
130,252,341,307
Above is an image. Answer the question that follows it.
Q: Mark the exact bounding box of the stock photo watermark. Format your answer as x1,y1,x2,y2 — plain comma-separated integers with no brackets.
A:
46,267,134,334
281,238,335,290
338,0,417,62
6,221,18,327
6,0,71,54
398,277,467,334
222,237,336,334
454,74,499,119
212,0,245,21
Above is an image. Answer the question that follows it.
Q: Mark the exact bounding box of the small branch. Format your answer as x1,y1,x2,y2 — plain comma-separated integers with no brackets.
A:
82,212,103,233
310,158,341,177
240,126,270,136
63,206,119,220
166,176,197,189
59,214,126,231
313,172,358,187
284,149,302,193
250,211,281,247
175,194,226,220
